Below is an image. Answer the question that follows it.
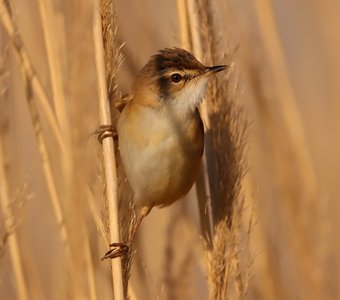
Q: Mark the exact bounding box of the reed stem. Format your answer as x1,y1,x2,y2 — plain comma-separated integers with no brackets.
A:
0,133,28,300
92,0,124,298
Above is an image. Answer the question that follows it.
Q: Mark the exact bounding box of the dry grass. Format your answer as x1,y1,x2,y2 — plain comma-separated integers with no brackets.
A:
206,202,251,300
0,42,29,300
192,1,250,299
0,0,339,299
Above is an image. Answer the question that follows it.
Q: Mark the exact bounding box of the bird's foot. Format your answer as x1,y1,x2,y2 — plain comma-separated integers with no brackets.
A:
101,242,129,260
95,125,118,144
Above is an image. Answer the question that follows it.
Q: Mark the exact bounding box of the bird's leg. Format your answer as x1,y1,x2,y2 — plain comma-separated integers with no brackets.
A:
129,206,152,242
95,125,118,144
101,206,152,260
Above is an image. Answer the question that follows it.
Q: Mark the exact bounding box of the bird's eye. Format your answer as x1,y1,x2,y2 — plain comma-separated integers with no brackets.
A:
171,73,182,83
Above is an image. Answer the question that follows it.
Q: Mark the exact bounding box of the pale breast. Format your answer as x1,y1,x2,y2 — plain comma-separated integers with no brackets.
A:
117,102,204,208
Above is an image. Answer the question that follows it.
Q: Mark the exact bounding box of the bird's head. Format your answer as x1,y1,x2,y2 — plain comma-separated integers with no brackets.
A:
133,48,227,112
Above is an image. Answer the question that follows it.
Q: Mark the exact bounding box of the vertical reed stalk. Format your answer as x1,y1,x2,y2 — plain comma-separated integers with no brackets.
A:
84,236,98,300
181,0,214,246
92,0,124,299
0,51,28,300
252,1,321,297
0,0,71,262
252,0,317,197
0,1,65,154
37,0,70,223
176,0,190,50
37,1,97,298
37,0,68,132
186,0,208,126
0,133,28,300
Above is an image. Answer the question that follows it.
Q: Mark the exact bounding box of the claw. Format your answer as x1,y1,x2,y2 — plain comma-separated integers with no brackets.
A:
101,242,129,260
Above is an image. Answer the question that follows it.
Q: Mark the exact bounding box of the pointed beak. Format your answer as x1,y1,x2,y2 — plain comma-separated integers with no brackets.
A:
206,65,228,74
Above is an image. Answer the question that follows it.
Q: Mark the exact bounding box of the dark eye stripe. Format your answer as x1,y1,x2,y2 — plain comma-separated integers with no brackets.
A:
184,74,191,81
157,72,196,98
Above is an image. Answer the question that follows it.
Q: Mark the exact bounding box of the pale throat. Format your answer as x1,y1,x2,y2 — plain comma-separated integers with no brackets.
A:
162,77,208,117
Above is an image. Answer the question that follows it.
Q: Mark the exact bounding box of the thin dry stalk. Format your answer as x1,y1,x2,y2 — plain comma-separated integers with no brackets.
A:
141,262,162,300
252,0,317,198
250,0,322,297
37,2,98,298
173,252,194,300
88,186,109,245
0,130,28,300
1,12,72,262
100,1,139,295
37,0,68,131
21,53,71,259
19,247,46,300
186,0,203,60
162,213,178,300
176,0,191,50
84,235,98,300
36,0,71,200
0,222,8,259
162,213,197,300
0,0,65,155
92,0,124,299
186,0,208,126
0,0,73,268
128,287,138,300
181,0,214,247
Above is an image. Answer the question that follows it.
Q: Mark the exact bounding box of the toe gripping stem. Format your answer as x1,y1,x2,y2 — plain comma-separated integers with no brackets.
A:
96,125,118,144
101,243,129,260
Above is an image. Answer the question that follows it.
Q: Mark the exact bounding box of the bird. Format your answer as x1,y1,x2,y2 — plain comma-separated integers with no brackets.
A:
101,48,226,259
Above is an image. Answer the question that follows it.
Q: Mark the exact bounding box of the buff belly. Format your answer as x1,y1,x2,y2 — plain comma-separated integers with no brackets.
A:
117,104,204,208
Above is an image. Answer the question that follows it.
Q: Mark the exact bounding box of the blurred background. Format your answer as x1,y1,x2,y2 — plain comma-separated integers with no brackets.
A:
0,0,340,299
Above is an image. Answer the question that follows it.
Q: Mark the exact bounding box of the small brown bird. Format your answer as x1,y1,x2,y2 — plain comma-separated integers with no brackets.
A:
102,48,226,259
118,48,226,218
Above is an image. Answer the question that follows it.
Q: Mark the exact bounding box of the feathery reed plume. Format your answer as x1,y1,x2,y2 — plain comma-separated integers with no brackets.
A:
100,0,124,113
205,54,249,298
187,0,250,298
196,0,247,224
205,200,250,300
208,59,247,225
